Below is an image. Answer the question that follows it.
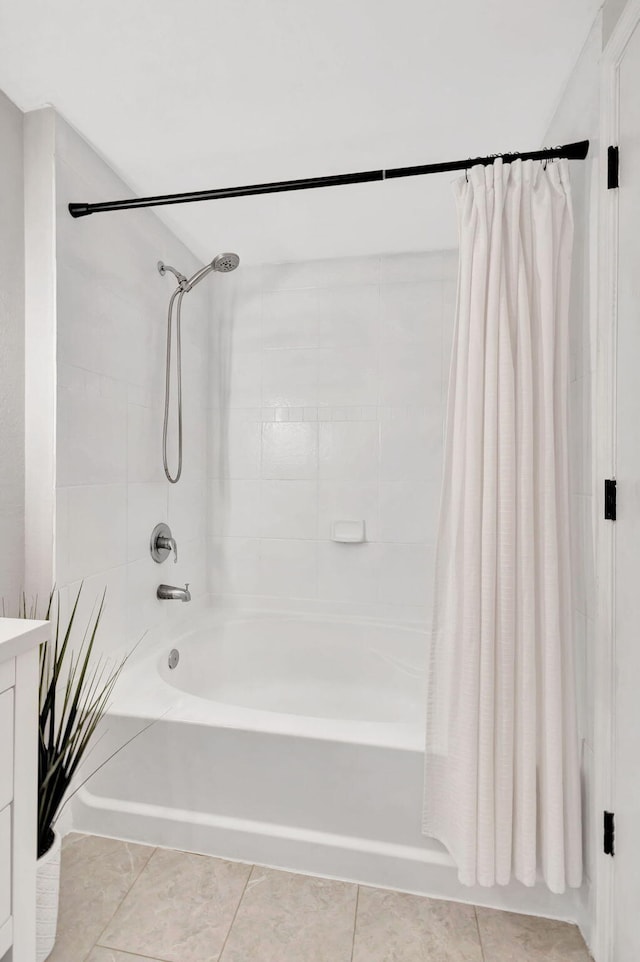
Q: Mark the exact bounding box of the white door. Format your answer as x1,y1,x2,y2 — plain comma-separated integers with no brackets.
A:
613,15,640,962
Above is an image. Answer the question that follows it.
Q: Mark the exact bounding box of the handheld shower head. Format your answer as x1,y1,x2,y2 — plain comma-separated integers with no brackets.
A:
182,252,240,291
211,252,240,273
159,249,241,483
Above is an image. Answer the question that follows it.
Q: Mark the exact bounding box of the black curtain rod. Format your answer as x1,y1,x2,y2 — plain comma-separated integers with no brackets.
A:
68,139,589,219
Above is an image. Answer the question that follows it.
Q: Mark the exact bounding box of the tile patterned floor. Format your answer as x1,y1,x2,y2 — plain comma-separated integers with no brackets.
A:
53,834,592,962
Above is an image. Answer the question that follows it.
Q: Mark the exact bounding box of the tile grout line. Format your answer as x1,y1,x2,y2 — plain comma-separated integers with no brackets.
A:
349,885,360,962
88,844,158,961
474,905,486,962
95,948,172,962
216,862,255,962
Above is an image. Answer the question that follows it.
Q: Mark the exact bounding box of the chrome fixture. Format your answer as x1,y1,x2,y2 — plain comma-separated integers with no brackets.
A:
157,583,191,602
159,252,240,484
157,261,187,286
150,522,177,563
168,649,180,670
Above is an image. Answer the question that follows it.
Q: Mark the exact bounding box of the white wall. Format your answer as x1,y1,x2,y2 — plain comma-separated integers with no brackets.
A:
209,251,456,623
603,0,628,43
53,113,210,655
544,13,601,914
0,89,25,606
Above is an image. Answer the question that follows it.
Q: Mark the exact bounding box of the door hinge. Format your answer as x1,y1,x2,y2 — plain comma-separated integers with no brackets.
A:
604,478,617,520
608,145,619,189
604,811,615,856
604,478,618,521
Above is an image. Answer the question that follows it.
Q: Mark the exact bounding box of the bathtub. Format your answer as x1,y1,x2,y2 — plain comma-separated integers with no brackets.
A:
73,609,585,921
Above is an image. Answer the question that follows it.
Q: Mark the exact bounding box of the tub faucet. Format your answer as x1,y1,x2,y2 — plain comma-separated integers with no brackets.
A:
157,583,191,602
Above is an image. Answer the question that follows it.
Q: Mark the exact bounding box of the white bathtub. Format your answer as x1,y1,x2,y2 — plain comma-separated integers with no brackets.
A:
73,609,585,921
158,612,426,742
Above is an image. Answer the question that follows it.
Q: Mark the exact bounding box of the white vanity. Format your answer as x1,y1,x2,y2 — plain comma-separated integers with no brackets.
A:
0,619,48,962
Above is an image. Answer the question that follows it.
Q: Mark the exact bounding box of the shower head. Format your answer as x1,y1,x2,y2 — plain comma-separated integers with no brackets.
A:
211,252,240,273
182,252,240,291
158,253,240,292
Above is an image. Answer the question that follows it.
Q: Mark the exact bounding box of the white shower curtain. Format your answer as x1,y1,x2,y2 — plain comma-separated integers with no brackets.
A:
423,158,582,894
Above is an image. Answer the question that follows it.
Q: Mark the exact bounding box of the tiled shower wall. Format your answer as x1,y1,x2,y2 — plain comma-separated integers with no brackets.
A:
209,252,457,623
53,113,210,655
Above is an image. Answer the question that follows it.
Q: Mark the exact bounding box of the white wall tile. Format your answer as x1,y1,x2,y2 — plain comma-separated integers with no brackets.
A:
262,349,318,407
380,416,443,481
228,350,262,408
380,281,443,346
258,539,317,599
125,555,166,646
380,251,449,284
316,285,379,350
127,398,165,484
180,403,208,482
262,422,318,479
57,267,132,383
210,250,457,618
55,112,212,654
379,340,441,407
378,543,433,607
57,373,127,486
262,289,320,350
261,256,379,292
62,483,127,583
379,480,435,543
210,537,261,596
171,536,207,601
318,421,379,481
230,296,262,353
212,419,262,479
260,481,318,539
168,479,207,544
211,479,261,537
317,346,378,407
58,565,128,658
127,482,168,562
317,542,380,604
317,480,379,542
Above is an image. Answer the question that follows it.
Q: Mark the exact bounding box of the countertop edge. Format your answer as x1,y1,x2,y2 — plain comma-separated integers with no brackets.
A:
0,618,49,662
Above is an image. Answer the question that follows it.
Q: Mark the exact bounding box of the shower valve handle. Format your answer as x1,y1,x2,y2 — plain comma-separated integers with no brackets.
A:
150,523,179,564
157,535,178,563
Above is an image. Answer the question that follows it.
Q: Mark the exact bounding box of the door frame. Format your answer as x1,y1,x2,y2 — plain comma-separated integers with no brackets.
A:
593,3,640,959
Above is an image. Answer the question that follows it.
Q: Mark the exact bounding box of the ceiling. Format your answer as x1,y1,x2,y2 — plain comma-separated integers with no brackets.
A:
0,0,599,264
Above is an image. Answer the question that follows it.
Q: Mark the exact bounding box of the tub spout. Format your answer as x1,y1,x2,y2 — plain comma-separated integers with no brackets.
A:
157,583,191,602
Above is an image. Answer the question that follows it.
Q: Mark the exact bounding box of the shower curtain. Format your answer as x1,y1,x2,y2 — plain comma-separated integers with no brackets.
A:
423,158,582,894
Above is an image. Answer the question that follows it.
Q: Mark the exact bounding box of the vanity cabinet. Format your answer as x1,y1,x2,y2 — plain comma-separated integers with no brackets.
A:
0,619,48,962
